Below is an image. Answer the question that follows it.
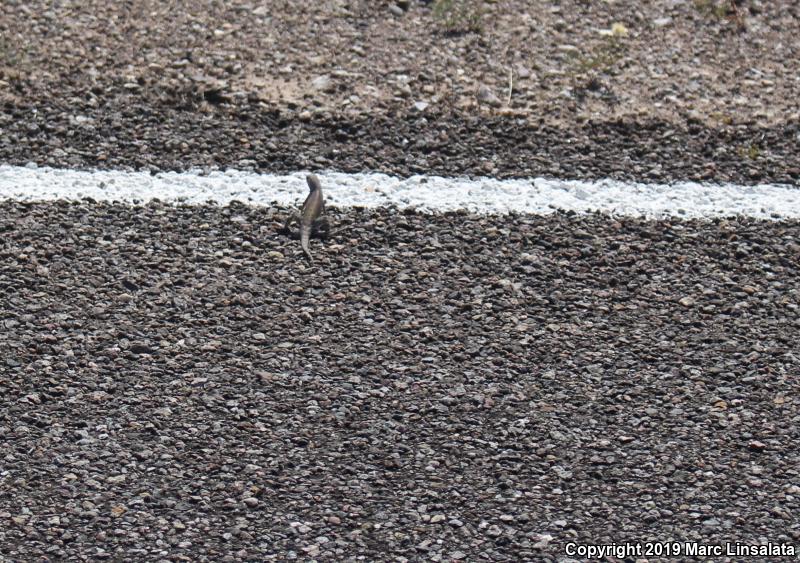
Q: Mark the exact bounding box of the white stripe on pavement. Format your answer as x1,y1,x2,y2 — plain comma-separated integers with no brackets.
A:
0,164,798,219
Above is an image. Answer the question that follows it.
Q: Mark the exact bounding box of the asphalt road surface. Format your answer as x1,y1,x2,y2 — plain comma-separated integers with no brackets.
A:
2,0,799,559
1,197,798,561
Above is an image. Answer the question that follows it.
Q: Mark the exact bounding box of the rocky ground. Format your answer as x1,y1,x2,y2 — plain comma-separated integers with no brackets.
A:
1,0,799,183
1,0,799,561
1,201,799,561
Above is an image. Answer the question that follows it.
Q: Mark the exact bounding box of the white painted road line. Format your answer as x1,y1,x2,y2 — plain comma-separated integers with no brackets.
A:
0,164,798,219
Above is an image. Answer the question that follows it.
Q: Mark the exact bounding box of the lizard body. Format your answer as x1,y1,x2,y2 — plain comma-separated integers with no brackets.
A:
283,174,330,261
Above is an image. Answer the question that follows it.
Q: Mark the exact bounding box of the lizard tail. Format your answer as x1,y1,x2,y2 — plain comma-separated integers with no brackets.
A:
300,226,313,261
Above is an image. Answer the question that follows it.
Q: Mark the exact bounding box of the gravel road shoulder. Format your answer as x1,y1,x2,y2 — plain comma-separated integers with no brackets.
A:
1,201,798,560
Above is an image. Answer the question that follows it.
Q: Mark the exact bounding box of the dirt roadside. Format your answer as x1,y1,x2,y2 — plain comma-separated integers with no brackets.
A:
1,0,799,183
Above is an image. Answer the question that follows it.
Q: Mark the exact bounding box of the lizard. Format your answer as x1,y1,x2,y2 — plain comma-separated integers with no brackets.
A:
282,174,330,261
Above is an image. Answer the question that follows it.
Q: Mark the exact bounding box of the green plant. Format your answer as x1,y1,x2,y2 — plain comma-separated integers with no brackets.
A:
566,36,628,76
432,0,485,35
738,144,761,160
693,0,745,28
694,0,729,19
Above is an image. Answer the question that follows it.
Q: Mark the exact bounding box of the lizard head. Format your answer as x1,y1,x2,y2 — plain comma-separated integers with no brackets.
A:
306,174,322,193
